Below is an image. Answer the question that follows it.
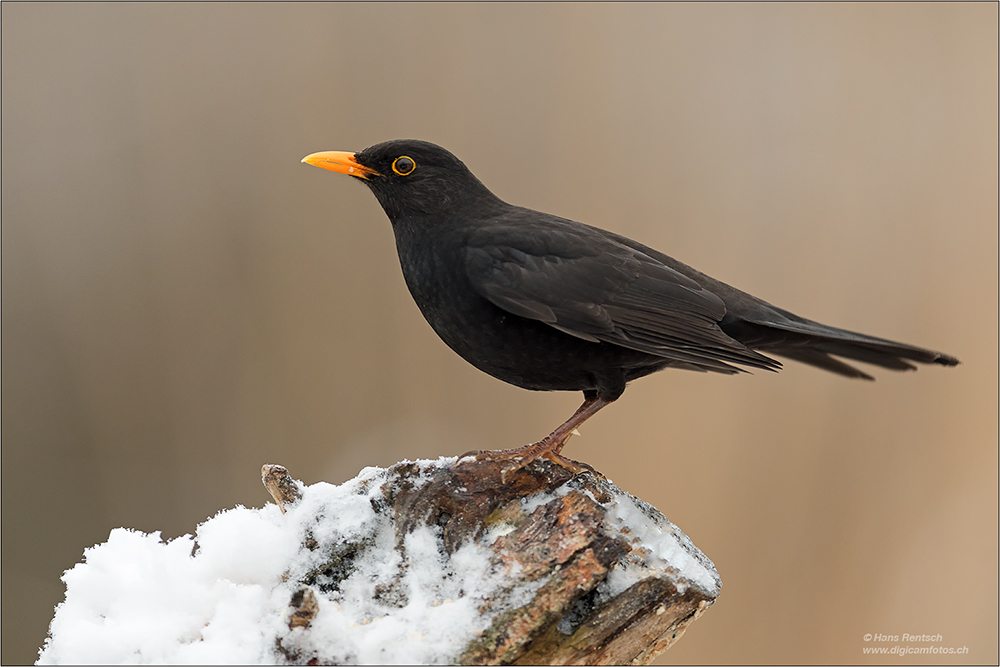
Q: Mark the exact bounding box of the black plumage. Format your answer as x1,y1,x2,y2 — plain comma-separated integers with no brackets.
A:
302,139,958,474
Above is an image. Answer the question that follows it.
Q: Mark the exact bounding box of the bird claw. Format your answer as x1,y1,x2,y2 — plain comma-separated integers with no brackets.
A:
454,444,595,482
499,461,521,485
455,449,481,462
501,449,598,483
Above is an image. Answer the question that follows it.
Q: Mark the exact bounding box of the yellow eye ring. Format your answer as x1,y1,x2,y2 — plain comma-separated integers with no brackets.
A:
392,156,416,176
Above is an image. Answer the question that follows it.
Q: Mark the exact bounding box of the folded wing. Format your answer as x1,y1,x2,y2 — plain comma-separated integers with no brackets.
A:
464,224,781,375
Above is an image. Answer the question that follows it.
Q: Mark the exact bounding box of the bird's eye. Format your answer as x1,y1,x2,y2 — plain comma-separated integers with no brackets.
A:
392,156,416,176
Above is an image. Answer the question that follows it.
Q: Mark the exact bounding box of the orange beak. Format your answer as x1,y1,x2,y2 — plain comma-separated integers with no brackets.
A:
301,151,380,180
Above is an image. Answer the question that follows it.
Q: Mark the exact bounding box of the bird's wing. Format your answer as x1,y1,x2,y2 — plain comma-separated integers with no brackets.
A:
463,223,780,373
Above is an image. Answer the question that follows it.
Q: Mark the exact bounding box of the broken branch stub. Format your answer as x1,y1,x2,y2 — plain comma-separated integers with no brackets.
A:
262,464,302,513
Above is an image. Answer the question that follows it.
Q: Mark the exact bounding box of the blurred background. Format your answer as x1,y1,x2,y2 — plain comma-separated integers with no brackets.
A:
2,3,996,665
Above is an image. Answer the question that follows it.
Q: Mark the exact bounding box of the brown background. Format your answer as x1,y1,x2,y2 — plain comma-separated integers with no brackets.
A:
2,3,997,665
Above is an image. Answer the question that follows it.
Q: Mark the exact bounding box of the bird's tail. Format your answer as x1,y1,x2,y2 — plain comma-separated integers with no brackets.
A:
722,308,959,380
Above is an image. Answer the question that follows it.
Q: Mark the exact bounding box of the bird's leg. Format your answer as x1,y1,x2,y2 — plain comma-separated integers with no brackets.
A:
458,395,611,480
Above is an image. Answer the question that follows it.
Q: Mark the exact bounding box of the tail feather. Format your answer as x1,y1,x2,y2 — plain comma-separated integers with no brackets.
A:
769,348,876,380
722,310,959,379
811,341,919,371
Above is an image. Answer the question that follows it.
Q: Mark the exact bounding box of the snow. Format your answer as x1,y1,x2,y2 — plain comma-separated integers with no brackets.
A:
37,457,720,665
600,487,720,598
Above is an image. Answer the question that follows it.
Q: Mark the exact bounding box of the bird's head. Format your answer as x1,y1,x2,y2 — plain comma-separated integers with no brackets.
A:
302,139,502,221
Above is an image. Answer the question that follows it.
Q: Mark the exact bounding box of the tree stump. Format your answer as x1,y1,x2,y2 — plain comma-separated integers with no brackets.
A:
265,457,720,665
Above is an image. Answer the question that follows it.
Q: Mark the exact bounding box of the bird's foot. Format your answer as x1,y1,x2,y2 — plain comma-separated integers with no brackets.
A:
457,434,594,483
456,396,609,482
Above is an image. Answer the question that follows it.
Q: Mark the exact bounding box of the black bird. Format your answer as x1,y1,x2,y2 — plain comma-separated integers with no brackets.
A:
302,140,958,475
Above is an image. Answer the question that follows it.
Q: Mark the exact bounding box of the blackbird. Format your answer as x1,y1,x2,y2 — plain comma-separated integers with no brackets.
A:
302,140,958,475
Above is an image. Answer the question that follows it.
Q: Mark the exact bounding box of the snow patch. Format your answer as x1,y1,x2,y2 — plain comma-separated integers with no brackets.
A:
37,457,719,664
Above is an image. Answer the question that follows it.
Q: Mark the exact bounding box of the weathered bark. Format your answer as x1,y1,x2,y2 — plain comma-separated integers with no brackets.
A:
264,458,720,665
